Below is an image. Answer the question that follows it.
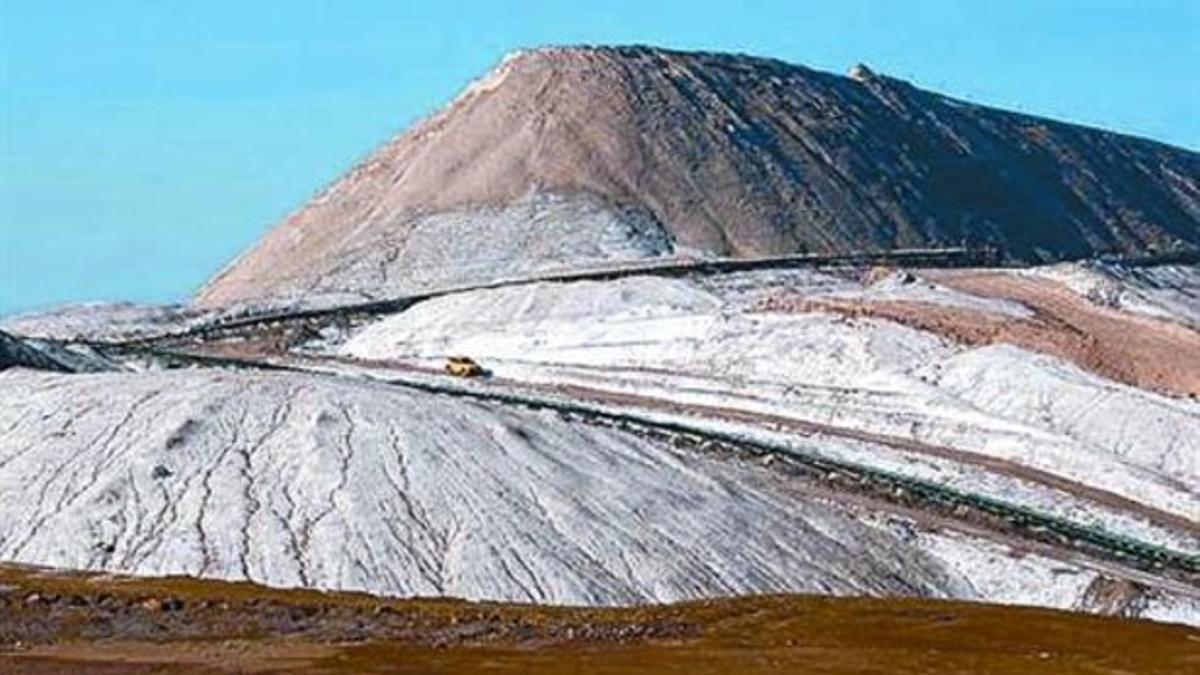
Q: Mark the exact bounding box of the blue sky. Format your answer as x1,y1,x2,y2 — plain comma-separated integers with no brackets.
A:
2,0,1198,315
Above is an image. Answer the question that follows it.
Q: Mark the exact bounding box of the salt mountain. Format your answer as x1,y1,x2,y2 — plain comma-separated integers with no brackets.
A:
198,45,1200,309
2,46,1198,625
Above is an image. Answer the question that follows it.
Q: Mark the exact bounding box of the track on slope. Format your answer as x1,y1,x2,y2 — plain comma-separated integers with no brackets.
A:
93,342,1200,582
113,248,997,347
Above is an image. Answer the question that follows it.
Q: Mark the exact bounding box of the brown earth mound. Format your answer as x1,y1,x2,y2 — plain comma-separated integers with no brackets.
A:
197,46,1200,308
758,270,1200,398
0,564,1195,674
931,269,1200,397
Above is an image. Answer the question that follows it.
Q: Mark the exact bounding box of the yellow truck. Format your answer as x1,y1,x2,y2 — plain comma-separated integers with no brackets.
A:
444,356,486,378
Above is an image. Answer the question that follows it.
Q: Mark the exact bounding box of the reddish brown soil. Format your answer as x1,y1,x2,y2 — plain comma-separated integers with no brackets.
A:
758,271,1200,398
930,269,1200,397
1,564,1195,674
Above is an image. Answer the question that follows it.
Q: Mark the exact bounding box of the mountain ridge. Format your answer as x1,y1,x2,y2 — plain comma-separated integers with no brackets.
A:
196,45,1200,309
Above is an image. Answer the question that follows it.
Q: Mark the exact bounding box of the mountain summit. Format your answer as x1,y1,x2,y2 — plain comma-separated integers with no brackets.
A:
197,46,1200,308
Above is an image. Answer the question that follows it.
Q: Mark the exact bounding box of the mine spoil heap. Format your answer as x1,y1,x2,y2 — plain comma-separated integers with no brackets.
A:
198,45,1200,308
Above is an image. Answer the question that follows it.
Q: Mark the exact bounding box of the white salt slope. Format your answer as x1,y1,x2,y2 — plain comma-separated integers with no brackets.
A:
0,368,960,605
338,276,1200,526
341,275,951,384
926,344,1200,481
200,192,678,309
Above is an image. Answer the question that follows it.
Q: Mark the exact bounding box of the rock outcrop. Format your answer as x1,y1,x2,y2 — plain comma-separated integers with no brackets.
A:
0,330,72,373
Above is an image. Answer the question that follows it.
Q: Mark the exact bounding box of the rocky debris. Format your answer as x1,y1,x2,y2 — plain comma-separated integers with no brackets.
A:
848,63,877,82
0,562,1192,675
139,597,185,613
0,331,73,373
860,266,916,286
1076,577,1151,618
0,564,699,650
23,592,49,607
861,265,899,285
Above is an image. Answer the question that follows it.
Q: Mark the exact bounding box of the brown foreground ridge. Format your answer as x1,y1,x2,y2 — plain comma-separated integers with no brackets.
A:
0,564,1196,674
